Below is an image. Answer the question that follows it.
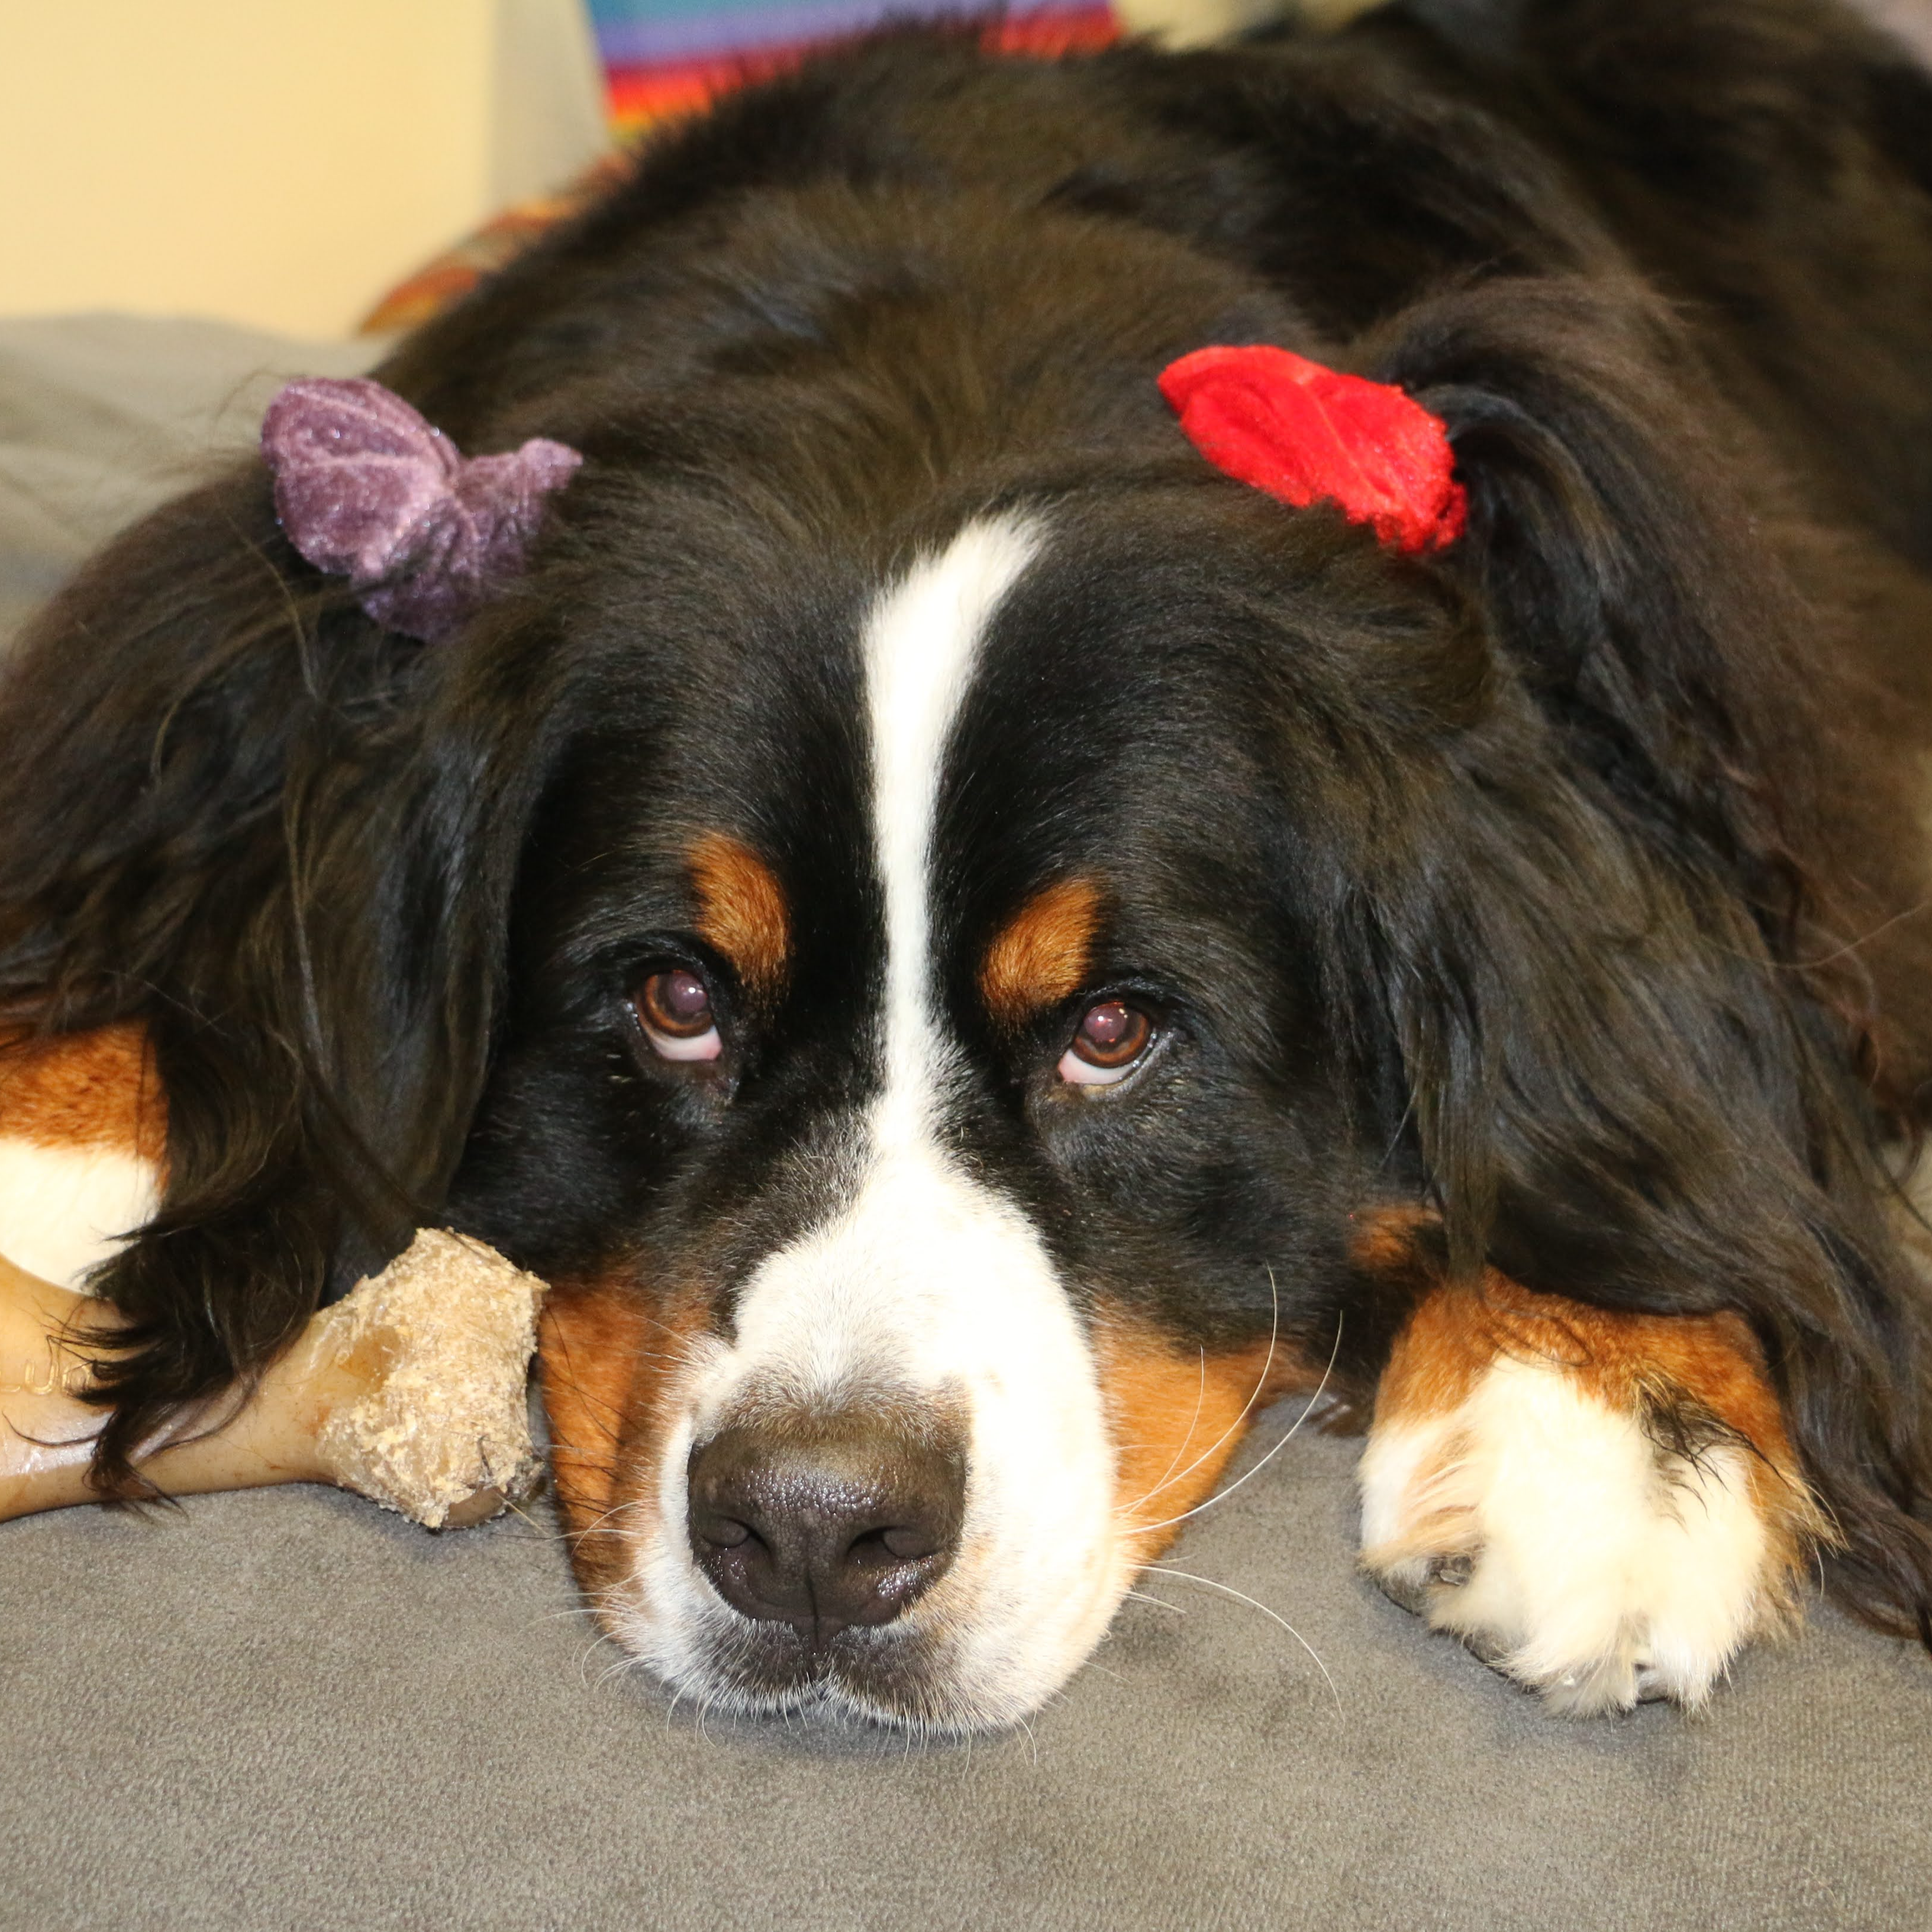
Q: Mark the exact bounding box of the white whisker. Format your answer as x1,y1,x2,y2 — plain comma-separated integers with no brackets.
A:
1145,1563,1343,1714
1130,1310,1343,1540
1120,1267,1282,1523
1131,1346,1207,1514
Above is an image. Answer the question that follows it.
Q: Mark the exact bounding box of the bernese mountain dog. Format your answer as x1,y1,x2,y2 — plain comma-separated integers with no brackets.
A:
2,0,1931,1731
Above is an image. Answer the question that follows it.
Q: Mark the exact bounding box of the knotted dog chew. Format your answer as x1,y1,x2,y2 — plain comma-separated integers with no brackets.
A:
313,1230,548,1527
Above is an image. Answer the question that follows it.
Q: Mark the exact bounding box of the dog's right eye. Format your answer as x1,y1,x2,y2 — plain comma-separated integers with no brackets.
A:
1059,998,1155,1086
633,969,723,1062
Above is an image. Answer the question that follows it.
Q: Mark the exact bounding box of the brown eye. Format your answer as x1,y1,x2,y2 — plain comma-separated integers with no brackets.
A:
1059,999,1154,1086
633,969,723,1062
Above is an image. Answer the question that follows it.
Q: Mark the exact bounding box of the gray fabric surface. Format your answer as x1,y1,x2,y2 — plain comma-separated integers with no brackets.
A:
4,318,1931,1932
6,1427,1930,1931
0,314,379,641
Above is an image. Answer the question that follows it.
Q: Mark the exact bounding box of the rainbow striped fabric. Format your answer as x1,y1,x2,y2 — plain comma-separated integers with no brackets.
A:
592,0,1118,132
363,1,1120,331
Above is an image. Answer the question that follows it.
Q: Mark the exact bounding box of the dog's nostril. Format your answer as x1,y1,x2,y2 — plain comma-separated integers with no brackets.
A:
686,1412,966,1641
875,1524,941,1562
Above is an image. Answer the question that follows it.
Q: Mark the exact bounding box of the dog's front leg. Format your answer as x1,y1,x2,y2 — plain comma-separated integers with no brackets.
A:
0,1251,345,1520
0,1232,546,1529
1357,1275,1824,1712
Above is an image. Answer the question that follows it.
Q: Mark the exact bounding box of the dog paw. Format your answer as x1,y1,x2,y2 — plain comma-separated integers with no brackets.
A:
1358,1295,1818,1714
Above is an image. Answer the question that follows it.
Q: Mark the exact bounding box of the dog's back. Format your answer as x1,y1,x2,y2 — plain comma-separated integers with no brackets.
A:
1359,0,1932,558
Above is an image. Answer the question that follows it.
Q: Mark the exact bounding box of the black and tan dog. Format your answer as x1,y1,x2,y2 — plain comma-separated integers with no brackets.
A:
4,0,1932,1730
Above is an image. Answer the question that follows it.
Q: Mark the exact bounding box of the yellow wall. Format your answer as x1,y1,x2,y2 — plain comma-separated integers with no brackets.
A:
0,0,606,339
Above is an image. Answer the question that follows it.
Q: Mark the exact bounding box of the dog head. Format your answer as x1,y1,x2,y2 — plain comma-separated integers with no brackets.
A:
485,479,1404,1727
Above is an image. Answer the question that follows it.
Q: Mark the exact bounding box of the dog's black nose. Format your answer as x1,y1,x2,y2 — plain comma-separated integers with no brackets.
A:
686,1414,966,1639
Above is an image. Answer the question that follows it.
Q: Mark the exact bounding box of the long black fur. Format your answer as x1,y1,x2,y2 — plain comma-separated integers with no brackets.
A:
4,0,1932,1640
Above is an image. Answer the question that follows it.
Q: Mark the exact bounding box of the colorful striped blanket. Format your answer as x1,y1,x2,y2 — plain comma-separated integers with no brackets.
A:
595,0,1117,131
364,2,1120,332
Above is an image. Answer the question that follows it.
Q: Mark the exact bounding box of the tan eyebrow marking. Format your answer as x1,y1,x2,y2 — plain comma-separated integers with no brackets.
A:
689,834,790,1008
980,878,1104,1028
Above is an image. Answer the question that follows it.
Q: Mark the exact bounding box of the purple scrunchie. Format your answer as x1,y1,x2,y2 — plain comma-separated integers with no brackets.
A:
261,377,582,642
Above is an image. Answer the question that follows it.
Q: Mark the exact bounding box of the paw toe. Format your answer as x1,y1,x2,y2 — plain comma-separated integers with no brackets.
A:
1371,1547,1474,1617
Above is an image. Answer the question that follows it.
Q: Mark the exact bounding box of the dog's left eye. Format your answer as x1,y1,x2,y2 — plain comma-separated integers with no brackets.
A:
1058,998,1154,1086
633,968,723,1062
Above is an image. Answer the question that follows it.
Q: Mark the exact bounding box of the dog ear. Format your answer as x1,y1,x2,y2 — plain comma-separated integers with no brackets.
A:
1335,277,1932,1637
0,463,555,1489
1376,276,1828,917
1349,735,1932,1639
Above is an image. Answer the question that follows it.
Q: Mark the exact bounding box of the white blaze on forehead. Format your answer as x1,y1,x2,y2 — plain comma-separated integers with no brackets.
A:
627,517,1128,1727
864,515,1041,1137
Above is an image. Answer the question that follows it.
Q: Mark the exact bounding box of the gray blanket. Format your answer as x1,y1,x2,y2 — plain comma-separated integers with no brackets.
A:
4,317,1929,1932
0,314,378,640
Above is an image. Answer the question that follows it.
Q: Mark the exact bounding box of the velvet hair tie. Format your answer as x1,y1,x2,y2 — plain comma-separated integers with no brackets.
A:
261,377,583,642
1159,345,1466,555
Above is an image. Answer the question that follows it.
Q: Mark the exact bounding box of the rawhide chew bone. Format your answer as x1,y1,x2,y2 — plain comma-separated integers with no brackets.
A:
0,1230,547,1528
260,377,582,641
313,1229,549,1528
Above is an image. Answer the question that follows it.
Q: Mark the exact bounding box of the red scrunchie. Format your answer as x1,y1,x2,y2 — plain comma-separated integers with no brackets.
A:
1159,345,1466,556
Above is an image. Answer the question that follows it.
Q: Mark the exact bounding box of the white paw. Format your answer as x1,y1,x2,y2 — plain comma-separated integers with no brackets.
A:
1359,1353,1801,1713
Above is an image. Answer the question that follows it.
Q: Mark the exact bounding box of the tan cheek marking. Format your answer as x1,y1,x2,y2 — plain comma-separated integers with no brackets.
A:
538,1276,710,1599
0,1023,167,1166
1092,1305,1309,1563
689,834,790,1010
1349,1202,1432,1279
980,878,1104,1030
